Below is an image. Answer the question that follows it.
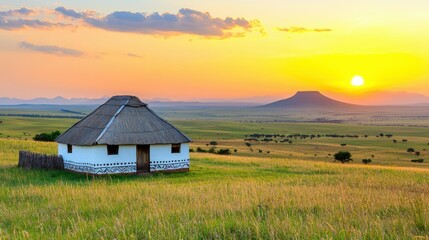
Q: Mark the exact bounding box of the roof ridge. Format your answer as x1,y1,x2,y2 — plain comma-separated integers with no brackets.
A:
95,99,130,144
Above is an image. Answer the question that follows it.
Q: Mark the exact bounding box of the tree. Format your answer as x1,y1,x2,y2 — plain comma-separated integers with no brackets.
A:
334,151,352,163
407,148,415,153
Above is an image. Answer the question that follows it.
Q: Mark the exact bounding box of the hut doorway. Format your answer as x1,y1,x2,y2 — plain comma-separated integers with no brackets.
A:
136,145,150,172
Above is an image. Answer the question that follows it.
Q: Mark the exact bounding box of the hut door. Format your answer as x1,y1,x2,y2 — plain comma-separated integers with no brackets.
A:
136,145,150,172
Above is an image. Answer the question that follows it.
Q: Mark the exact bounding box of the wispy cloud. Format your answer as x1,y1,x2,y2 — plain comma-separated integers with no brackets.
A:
0,8,35,17
19,41,84,57
278,27,332,33
0,8,66,30
127,53,143,58
0,7,262,38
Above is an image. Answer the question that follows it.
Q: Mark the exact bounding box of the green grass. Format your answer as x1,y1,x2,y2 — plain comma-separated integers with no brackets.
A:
0,139,428,239
0,107,429,239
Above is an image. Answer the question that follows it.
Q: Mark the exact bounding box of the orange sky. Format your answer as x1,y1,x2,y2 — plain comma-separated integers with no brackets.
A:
0,1,428,103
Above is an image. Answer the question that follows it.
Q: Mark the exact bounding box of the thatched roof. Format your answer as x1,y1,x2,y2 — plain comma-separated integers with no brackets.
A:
56,96,191,146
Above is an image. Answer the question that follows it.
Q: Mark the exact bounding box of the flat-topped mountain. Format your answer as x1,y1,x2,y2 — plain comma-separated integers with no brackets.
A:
261,91,358,108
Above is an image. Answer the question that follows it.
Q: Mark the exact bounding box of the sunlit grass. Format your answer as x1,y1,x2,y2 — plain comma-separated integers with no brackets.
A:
0,139,428,239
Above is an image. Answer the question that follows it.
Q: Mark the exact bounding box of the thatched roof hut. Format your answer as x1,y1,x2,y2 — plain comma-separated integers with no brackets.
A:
56,96,191,175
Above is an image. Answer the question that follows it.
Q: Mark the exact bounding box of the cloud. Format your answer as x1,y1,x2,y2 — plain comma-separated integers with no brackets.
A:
56,7,262,37
54,7,82,18
0,8,35,16
0,8,66,30
278,27,332,33
0,17,63,30
127,53,143,58
1,6,262,38
19,41,84,57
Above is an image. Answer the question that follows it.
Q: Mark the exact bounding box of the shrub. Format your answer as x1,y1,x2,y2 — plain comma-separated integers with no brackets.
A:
189,148,194,152
217,149,231,155
411,159,424,163
362,159,372,164
334,151,352,163
208,147,216,153
340,143,347,147
393,139,397,143
33,131,61,142
407,148,415,153
196,147,207,153
209,141,218,146
245,142,252,147
258,149,263,153
233,149,238,153
415,151,421,156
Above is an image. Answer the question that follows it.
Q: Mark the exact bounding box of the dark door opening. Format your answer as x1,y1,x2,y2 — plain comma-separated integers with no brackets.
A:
136,145,150,172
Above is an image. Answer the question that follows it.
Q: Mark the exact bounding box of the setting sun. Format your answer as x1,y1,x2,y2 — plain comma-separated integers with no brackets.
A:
351,76,365,87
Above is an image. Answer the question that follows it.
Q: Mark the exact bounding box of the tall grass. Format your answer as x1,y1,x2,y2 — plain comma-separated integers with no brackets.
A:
0,140,428,239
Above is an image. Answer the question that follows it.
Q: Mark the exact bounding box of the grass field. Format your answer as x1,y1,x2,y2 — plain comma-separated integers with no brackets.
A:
1,116,428,168
0,107,429,239
0,139,428,239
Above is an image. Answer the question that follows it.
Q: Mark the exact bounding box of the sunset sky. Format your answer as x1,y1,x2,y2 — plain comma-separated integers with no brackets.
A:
1,0,428,104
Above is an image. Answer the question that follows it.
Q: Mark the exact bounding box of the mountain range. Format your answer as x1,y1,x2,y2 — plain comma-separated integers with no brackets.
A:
1,91,429,107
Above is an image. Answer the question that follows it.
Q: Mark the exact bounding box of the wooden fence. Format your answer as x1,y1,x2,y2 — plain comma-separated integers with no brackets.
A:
18,151,64,170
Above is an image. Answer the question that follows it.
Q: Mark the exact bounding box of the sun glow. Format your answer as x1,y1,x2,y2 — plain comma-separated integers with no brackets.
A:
351,76,365,87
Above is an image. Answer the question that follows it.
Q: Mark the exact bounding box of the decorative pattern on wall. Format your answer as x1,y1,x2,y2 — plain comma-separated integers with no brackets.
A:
64,160,136,174
64,159,190,174
150,159,190,171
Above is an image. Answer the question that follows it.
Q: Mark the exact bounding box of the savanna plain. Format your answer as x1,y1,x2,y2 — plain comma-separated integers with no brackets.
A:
0,106,428,239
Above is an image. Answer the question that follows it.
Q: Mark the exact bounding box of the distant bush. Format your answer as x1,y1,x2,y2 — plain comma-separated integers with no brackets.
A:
258,149,263,153
407,148,415,153
233,149,238,153
189,148,194,152
402,139,408,142
245,142,252,147
217,149,231,155
362,159,372,164
393,139,397,143
208,147,216,154
33,131,61,142
340,143,347,147
411,159,424,163
209,141,218,146
196,147,207,153
415,151,421,156
334,151,352,163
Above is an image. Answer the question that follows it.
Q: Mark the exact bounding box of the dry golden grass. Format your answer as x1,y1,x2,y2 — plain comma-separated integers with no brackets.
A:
0,140,428,239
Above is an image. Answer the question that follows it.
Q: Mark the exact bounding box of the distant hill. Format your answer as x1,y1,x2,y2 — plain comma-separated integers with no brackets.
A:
261,91,359,108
